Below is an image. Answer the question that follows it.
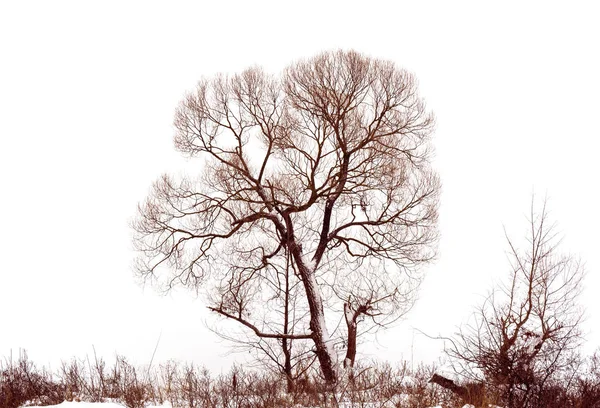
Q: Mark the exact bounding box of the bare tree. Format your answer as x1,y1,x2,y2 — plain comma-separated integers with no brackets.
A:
207,248,316,392
440,201,585,407
338,260,419,371
133,50,439,385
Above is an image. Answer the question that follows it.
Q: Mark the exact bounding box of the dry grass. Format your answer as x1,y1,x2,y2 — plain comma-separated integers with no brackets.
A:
2,350,599,408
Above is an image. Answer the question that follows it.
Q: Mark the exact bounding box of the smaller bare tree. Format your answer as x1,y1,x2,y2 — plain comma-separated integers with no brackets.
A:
336,261,419,371
207,248,316,392
438,200,585,408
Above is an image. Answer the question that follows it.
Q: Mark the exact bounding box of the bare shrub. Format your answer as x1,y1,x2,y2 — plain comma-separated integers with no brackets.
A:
0,350,63,408
10,350,573,407
403,363,455,408
178,363,215,408
109,356,151,408
443,201,586,408
573,350,600,408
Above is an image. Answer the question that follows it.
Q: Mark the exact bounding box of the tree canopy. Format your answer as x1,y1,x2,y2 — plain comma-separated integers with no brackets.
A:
133,50,440,384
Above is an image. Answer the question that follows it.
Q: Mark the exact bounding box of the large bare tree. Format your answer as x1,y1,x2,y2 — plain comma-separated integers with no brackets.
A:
133,50,439,385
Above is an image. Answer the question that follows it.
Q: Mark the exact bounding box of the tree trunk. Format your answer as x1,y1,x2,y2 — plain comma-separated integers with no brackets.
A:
303,271,338,385
293,253,338,385
344,320,357,383
282,337,295,392
282,259,295,393
287,223,338,385
343,301,358,371
430,374,485,407
344,321,357,370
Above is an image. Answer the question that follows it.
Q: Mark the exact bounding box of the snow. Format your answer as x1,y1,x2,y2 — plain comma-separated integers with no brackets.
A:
433,366,460,382
267,209,284,225
523,331,543,353
399,375,417,387
301,253,316,272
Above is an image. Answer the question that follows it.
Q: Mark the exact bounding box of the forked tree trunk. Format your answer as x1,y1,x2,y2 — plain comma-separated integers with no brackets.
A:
343,300,368,373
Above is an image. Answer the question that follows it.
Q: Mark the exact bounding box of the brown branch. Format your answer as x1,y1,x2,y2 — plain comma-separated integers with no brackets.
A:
208,306,313,340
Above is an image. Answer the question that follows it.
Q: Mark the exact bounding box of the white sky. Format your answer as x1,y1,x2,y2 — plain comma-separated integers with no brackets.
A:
1,1,599,373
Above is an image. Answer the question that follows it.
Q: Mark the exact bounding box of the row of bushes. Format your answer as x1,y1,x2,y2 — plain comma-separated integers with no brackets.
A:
0,350,149,408
1,350,460,408
2,349,600,407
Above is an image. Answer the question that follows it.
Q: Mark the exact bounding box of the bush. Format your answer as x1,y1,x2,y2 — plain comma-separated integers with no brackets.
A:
3,349,600,408
0,350,63,408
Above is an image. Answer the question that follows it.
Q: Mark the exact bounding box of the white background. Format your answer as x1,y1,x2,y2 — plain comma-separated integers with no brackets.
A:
1,1,599,373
